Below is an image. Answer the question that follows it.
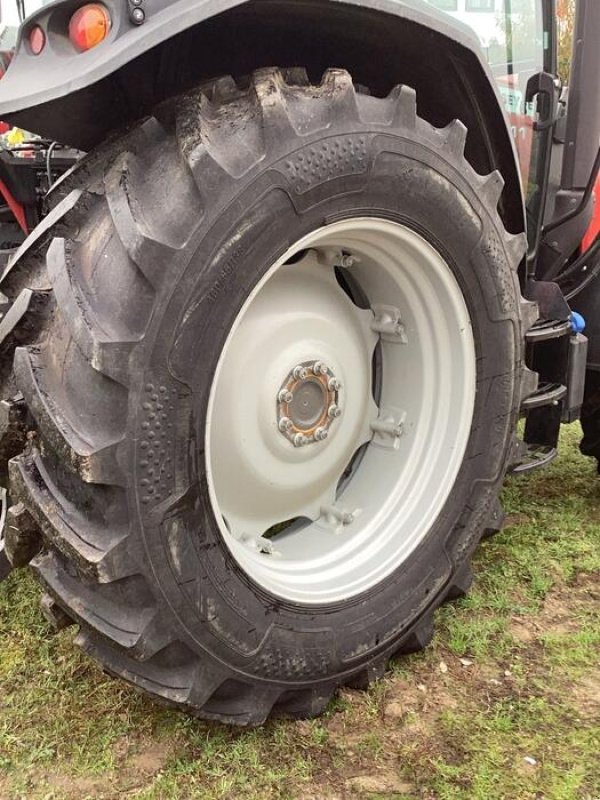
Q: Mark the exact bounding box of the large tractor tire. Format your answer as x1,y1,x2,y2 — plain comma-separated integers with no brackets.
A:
0,69,531,725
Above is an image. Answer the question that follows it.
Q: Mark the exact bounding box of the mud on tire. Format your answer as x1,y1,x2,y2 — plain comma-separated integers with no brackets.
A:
0,68,533,724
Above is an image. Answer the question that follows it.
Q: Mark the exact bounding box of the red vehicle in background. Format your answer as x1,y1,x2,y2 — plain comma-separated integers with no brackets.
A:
582,174,600,252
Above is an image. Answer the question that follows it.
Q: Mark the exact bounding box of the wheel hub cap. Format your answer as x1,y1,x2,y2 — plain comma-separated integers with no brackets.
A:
278,360,341,446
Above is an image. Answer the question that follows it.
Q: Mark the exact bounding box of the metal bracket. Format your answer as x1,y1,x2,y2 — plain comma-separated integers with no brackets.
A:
371,407,406,450
319,503,359,534
370,305,408,343
525,280,571,321
238,532,275,555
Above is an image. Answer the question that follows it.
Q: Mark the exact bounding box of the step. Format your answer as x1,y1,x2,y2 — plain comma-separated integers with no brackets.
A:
511,444,558,475
526,318,572,343
521,382,567,411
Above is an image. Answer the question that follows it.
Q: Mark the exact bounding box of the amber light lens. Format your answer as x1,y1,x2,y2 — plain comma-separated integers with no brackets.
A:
29,26,46,55
69,4,111,52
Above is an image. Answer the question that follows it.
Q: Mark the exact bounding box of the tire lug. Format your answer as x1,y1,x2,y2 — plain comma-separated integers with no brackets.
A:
293,433,308,447
328,404,341,419
328,377,342,391
293,365,309,380
312,361,328,376
314,427,328,441
278,389,294,403
279,417,293,432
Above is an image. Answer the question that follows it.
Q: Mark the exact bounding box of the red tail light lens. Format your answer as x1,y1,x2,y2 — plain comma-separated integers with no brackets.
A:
28,25,46,55
69,4,111,52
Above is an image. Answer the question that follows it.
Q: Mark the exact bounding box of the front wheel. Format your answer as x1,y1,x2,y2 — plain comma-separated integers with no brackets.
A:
4,68,530,724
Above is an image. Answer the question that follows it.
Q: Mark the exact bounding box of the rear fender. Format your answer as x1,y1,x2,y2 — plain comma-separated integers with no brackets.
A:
0,0,525,234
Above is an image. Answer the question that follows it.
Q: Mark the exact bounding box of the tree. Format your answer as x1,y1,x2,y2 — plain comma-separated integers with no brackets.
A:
557,0,576,83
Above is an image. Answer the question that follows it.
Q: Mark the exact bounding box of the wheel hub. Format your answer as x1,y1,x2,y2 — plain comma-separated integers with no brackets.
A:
277,360,341,446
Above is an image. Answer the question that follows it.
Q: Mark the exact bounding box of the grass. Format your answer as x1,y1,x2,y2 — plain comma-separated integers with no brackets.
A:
0,424,599,799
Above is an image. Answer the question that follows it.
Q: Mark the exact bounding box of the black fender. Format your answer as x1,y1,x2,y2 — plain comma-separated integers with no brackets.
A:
0,0,525,233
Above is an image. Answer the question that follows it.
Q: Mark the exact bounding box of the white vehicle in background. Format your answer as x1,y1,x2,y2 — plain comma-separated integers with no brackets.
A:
427,0,504,46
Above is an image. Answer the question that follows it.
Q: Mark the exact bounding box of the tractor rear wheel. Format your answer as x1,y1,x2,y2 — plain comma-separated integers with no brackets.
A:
0,68,531,724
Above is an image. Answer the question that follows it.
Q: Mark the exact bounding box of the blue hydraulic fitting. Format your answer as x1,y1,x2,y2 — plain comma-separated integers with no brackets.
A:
571,311,586,334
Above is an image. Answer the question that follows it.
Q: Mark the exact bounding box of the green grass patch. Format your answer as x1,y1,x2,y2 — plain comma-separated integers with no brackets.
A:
0,424,598,799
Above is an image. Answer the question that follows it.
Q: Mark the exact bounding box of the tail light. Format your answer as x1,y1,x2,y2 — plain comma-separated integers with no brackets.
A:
68,4,111,52
28,26,46,55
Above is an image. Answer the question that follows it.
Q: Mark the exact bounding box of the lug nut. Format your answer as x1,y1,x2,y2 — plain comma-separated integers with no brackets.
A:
293,365,309,380
312,361,328,376
293,433,308,447
328,404,342,419
131,6,145,24
328,377,341,391
314,427,328,441
340,254,355,268
278,389,294,403
279,417,293,432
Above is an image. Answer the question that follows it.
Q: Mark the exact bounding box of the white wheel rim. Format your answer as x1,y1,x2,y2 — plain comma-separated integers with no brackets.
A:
206,218,476,604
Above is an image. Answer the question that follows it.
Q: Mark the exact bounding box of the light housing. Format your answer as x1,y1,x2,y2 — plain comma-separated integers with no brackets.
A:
68,4,111,52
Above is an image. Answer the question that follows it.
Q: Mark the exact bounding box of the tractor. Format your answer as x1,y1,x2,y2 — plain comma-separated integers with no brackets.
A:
0,0,598,725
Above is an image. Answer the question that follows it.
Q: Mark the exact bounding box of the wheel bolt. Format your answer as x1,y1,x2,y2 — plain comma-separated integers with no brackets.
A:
340,254,355,268
278,389,294,403
293,433,308,447
293,365,309,380
312,361,328,376
279,417,293,432
328,404,341,419
328,377,341,391
314,427,328,441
